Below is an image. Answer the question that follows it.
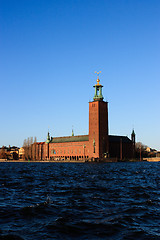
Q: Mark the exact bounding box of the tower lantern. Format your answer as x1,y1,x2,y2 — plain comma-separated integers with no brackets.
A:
93,71,104,101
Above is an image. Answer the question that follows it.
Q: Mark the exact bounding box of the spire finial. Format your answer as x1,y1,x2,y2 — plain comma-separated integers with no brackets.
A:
95,71,101,85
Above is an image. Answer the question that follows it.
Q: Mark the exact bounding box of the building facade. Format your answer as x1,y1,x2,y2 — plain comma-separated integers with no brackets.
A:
35,76,135,161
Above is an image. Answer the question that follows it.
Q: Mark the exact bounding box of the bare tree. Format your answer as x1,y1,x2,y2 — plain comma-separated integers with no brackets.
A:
27,138,30,159
34,137,37,161
23,139,27,160
30,137,33,159
135,142,149,158
0,146,7,159
23,136,37,161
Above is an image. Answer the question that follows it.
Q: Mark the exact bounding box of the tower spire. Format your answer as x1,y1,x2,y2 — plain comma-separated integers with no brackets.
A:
131,129,135,143
46,129,51,143
72,125,74,136
93,71,104,101
131,129,136,158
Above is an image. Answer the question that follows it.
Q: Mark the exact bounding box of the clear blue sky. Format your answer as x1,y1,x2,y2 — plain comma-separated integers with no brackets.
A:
0,0,160,150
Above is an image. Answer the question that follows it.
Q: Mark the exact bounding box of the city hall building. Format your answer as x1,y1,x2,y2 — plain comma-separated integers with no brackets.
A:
35,76,135,161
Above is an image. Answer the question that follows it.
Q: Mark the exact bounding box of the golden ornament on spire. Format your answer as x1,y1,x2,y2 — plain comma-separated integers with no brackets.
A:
95,71,101,85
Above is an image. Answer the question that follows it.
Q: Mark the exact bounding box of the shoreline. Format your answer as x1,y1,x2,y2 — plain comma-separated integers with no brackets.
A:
0,159,86,163
0,158,159,163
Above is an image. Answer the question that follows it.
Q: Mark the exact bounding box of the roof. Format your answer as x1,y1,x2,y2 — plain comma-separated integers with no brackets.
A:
51,135,89,143
109,135,132,143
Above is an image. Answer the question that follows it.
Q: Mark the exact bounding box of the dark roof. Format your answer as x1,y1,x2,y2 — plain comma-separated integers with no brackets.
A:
109,135,132,143
9,146,20,150
0,146,8,149
51,135,89,143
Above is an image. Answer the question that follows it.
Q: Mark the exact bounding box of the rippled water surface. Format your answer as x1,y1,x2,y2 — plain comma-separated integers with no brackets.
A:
0,162,159,240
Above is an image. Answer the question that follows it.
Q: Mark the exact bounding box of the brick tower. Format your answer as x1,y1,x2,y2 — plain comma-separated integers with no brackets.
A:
89,74,109,159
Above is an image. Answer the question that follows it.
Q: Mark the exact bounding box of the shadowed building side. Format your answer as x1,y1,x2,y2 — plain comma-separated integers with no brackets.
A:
109,136,133,160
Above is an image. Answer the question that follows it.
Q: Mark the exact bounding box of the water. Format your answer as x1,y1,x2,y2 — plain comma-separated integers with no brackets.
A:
0,162,159,240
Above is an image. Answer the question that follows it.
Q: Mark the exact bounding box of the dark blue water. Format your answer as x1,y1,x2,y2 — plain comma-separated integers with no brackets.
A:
0,162,159,240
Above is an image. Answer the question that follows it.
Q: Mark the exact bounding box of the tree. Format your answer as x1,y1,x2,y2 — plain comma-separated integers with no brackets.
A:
23,136,37,161
0,146,7,159
23,139,27,160
12,151,18,160
135,142,149,158
33,137,37,161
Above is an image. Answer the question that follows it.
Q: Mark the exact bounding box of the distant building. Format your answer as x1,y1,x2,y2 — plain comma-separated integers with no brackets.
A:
156,152,160,158
19,147,25,159
0,146,19,160
34,76,135,161
146,147,151,152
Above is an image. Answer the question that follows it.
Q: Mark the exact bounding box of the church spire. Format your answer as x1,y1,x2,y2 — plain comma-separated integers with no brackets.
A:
72,126,74,136
131,129,136,144
131,129,136,158
46,130,51,143
93,71,104,101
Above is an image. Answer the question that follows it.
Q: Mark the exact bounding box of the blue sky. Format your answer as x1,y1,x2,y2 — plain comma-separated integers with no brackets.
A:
0,0,160,150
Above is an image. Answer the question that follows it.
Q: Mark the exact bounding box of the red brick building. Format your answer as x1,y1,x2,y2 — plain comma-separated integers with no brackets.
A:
35,77,135,161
